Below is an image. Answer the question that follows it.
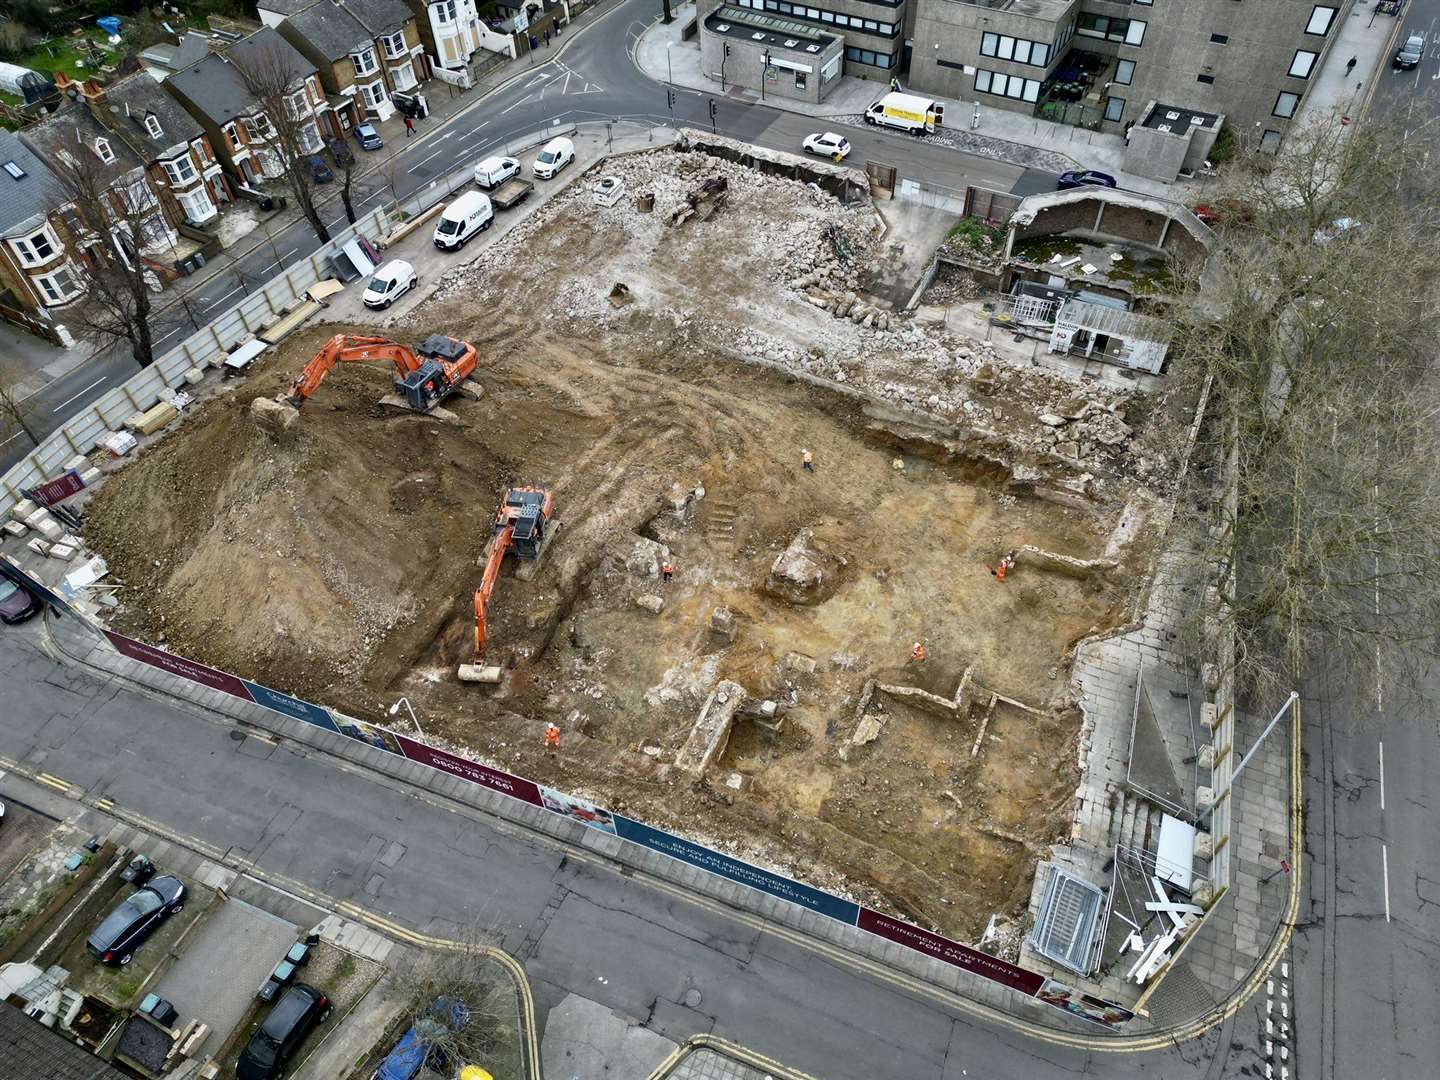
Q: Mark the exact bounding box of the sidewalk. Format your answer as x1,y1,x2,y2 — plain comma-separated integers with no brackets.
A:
1294,0,1401,127
636,4,1167,192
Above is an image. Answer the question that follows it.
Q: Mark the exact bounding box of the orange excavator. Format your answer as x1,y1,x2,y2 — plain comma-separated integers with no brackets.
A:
285,333,478,413
473,487,556,662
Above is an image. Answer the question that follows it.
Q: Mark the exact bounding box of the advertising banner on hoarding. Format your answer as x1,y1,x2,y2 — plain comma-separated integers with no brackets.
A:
104,630,252,699
241,680,339,732
539,786,617,834
614,816,862,923
394,734,543,805
857,907,1047,996
1036,980,1134,1027
28,469,86,507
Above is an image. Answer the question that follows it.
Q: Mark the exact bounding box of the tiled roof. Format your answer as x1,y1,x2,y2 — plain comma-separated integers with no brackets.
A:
0,1003,129,1080
0,130,60,235
166,27,315,125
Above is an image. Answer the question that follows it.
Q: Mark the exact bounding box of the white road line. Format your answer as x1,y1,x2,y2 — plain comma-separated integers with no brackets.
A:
51,376,107,413
209,284,244,307
1382,844,1391,923
1,431,25,448
1379,740,1386,811
414,145,450,167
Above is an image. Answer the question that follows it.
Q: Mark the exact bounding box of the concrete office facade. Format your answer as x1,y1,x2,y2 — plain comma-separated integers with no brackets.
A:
908,0,1351,146
697,0,910,79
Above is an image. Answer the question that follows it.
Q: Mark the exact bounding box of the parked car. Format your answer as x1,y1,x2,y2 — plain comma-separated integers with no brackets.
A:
532,136,574,179
1394,33,1424,70
372,997,471,1080
362,260,419,309
432,190,493,251
1057,169,1118,190
307,155,333,183
86,875,186,966
237,983,331,1080
473,154,520,190
0,578,41,624
354,123,384,151
327,136,355,168
801,132,851,160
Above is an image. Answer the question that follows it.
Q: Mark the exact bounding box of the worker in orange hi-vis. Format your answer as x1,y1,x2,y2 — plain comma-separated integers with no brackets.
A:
661,560,675,584
801,448,814,473
544,723,561,754
911,641,927,663
990,549,1017,582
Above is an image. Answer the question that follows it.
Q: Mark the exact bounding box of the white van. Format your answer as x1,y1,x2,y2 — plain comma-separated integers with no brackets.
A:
864,91,940,135
533,137,575,179
473,155,520,190
433,190,493,251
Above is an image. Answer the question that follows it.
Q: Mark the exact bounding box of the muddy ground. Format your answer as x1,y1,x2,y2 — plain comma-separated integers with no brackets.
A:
85,145,1157,941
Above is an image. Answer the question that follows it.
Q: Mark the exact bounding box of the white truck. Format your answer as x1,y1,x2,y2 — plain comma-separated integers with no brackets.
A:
864,91,942,135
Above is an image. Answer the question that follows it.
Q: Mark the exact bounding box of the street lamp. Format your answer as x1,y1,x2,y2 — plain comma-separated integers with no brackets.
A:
666,41,675,84
761,49,771,103
388,696,424,738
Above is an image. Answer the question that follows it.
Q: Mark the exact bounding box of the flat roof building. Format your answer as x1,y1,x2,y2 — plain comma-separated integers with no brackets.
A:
699,7,846,104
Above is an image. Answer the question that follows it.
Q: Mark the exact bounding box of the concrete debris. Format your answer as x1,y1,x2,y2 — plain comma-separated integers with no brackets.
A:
626,537,671,578
709,605,737,644
250,396,299,434
635,593,666,614
675,680,746,776
766,528,826,604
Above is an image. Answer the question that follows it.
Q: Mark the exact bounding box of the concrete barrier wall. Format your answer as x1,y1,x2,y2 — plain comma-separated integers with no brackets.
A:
0,207,392,515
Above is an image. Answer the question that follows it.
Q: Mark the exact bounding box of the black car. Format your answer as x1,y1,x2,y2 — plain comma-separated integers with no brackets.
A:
326,136,355,168
86,875,186,965
237,983,331,1080
0,578,41,624
1394,34,1424,70
1057,169,1119,190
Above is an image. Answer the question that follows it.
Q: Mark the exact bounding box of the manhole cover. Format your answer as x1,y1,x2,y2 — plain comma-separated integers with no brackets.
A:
683,988,702,1008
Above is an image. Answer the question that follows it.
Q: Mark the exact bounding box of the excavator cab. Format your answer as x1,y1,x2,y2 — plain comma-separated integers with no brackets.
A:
396,335,477,411
498,489,550,558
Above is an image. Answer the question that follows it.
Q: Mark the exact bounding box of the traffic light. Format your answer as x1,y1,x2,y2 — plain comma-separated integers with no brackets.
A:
666,88,675,111
708,98,718,133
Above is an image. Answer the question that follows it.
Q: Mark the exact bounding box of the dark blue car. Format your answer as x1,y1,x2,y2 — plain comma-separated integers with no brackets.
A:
1057,169,1118,191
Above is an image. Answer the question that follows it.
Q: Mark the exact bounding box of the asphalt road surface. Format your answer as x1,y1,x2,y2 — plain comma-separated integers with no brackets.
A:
1370,0,1440,125
4,0,1044,473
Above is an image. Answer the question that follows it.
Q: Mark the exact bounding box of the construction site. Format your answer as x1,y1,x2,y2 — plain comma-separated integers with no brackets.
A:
80,138,1169,944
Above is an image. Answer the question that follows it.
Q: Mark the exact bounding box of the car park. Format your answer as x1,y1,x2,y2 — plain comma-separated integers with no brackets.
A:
1057,169,1118,190
532,137,574,179
474,155,521,190
1394,34,1424,70
802,132,851,160
362,260,419,309
86,875,186,966
237,982,331,1080
354,123,383,151
0,578,41,624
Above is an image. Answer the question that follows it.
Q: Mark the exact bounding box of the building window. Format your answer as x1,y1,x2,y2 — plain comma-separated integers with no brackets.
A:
284,89,309,121
34,263,82,305
243,114,275,143
1273,91,1301,118
844,47,893,69
795,70,806,89
433,0,456,23
1289,50,1318,78
1104,96,1126,122
1115,59,1135,85
299,123,323,154
9,226,60,267
362,81,389,109
144,114,163,138
1197,73,1216,84
351,48,378,77
93,138,115,164
1306,6,1337,36
381,31,407,59
178,186,217,224
1210,34,1229,45
390,61,418,92
1076,14,1144,46
162,155,198,186
980,32,1051,68
974,68,1041,103
752,0,897,36
1260,129,1282,153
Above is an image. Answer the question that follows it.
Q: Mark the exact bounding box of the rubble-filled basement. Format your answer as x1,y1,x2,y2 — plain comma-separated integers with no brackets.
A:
81,141,1168,944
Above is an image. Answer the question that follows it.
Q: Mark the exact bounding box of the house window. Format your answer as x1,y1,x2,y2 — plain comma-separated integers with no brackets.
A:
2,160,25,179
178,187,217,224
381,31,407,59
1273,91,1301,118
362,81,388,109
244,114,275,143
1115,59,1135,85
9,226,60,267
299,123,323,154
94,138,115,164
390,61,418,92
433,0,456,23
144,114,163,138
284,89,309,122
162,155,198,186
1289,50,1318,78
351,48,378,77
1306,6,1337,36
1104,96,1126,122
34,263,82,305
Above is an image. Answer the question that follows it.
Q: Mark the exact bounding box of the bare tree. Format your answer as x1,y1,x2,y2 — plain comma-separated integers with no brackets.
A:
0,363,42,449
337,154,359,226
45,154,166,368
229,42,332,247
1159,115,1440,713
387,927,526,1080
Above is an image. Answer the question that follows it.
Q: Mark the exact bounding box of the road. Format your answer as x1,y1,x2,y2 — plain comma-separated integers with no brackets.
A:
0,619,1235,1079
1370,0,1440,125
3,0,1045,473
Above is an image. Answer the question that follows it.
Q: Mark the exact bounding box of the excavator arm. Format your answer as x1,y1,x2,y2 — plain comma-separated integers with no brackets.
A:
286,334,432,407
473,523,514,660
